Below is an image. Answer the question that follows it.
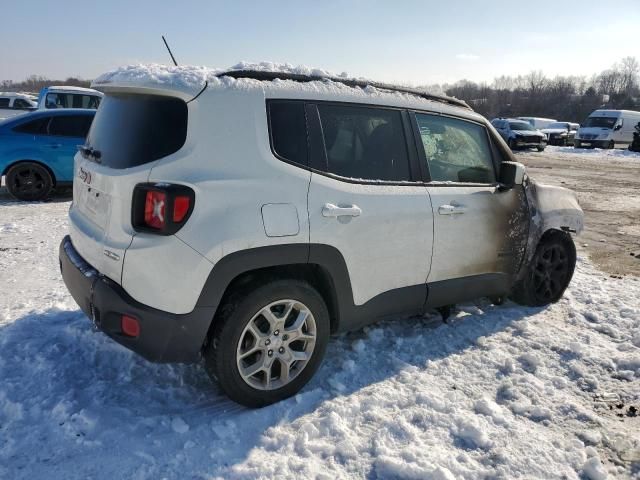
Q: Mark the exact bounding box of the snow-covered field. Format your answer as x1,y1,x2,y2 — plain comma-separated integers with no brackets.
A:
1,193,639,479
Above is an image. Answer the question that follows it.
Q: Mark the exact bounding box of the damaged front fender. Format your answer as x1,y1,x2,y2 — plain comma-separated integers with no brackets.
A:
527,181,584,235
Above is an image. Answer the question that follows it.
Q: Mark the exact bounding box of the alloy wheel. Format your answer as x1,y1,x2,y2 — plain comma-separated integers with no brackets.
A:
532,243,570,303
236,299,317,390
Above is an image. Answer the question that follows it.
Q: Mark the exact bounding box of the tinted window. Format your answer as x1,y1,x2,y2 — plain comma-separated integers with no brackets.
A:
13,117,50,135
48,115,93,137
416,113,496,184
45,93,101,109
317,104,410,181
86,94,187,169
0,98,9,107
269,102,308,165
13,99,33,109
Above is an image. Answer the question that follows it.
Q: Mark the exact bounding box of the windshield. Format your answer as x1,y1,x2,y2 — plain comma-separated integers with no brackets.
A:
583,116,617,129
509,121,534,131
546,122,569,130
85,93,188,169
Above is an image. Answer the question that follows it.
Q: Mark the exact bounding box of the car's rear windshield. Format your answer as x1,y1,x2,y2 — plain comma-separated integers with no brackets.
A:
85,93,187,169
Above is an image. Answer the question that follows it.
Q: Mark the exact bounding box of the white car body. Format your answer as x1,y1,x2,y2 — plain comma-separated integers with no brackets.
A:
575,109,640,149
0,92,37,120
516,117,557,130
59,64,583,372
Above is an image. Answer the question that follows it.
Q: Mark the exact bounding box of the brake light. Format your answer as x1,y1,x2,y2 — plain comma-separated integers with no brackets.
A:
144,191,167,229
173,195,191,223
132,184,194,235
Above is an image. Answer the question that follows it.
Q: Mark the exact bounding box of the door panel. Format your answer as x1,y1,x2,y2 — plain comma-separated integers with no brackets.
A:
308,173,433,305
426,185,528,283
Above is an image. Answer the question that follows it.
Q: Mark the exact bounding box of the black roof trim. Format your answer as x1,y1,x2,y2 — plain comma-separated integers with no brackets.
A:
217,70,471,110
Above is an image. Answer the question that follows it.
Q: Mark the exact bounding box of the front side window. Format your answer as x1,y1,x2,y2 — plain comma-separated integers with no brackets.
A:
268,101,308,166
317,104,410,181
13,99,33,109
48,115,93,137
416,113,496,184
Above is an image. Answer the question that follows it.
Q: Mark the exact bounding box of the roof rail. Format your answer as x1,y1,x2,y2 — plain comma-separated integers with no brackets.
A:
217,70,471,110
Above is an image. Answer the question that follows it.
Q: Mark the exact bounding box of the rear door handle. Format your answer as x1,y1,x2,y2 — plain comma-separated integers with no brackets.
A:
438,204,466,215
322,203,362,218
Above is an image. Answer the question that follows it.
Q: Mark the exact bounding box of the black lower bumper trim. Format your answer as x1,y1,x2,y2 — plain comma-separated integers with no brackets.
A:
59,235,215,363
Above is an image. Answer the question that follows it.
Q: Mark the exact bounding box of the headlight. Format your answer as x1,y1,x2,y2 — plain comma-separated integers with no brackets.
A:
560,132,568,137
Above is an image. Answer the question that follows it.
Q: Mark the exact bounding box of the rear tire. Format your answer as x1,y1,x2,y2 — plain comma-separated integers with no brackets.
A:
6,162,53,201
510,231,576,307
204,279,330,407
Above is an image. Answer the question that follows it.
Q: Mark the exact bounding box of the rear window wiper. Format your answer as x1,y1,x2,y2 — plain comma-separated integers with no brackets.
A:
77,145,102,163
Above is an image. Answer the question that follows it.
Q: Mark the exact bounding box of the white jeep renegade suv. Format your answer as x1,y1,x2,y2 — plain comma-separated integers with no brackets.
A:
60,64,583,407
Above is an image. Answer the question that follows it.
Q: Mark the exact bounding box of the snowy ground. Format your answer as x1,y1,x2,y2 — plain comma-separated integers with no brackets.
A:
1,178,640,479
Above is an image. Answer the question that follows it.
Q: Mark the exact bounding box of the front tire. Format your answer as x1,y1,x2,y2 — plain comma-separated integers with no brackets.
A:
6,162,53,201
204,279,330,407
537,145,546,152
511,231,576,307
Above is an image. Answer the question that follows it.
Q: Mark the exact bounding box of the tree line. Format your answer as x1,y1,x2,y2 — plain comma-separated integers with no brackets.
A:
3,57,639,123
0,75,91,93
433,57,640,123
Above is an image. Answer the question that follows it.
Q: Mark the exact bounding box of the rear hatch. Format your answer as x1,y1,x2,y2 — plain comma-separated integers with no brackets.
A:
69,91,189,283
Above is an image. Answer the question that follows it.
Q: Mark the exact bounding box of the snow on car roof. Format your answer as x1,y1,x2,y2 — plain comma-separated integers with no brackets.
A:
92,62,471,112
42,86,103,95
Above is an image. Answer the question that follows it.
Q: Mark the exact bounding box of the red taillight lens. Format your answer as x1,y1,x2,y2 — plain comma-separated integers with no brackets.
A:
144,191,167,230
173,195,190,223
133,184,194,235
121,315,140,337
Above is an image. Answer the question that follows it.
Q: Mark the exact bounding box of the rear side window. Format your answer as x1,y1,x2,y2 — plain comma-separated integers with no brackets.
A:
13,117,50,135
45,93,101,109
86,94,187,169
49,115,93,137
416,113,496,184
317,104,410,181
268,101,308,166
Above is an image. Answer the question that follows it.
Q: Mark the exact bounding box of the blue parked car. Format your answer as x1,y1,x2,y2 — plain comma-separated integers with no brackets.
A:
0,109,95,200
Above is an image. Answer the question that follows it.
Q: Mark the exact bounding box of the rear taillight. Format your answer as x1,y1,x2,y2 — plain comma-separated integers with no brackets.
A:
132,183,194,235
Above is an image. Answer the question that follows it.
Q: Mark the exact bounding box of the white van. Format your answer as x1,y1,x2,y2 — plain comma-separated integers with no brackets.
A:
575,109,640,149
517,117,557,130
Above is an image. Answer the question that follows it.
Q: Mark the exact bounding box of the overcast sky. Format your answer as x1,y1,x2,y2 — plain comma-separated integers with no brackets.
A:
2,0,639,85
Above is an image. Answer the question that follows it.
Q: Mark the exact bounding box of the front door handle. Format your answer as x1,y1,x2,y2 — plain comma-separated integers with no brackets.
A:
322,203,362,218
438,204,466,215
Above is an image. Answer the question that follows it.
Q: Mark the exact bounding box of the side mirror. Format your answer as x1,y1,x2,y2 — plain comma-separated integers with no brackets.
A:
499,161,526,188
614,124,622,131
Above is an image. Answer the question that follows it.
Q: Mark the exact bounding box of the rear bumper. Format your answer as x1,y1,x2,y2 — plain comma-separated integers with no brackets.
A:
59,235,214,363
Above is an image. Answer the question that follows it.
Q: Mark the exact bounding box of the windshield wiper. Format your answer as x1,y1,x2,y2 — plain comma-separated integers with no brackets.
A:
77,145,102,163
